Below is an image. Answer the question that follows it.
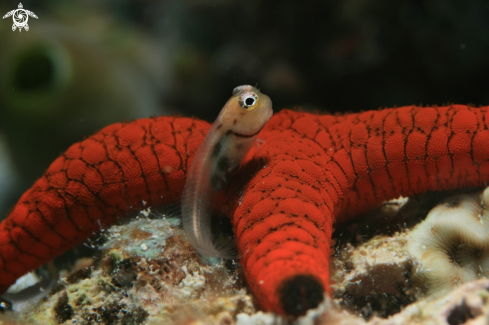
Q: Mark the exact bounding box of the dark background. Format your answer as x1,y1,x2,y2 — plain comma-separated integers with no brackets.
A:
1,0,489,219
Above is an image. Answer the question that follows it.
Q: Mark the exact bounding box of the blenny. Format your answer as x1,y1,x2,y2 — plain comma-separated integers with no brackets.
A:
181,85,272,258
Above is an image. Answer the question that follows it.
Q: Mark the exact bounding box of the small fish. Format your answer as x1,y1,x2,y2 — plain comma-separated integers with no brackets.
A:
181,85,273,258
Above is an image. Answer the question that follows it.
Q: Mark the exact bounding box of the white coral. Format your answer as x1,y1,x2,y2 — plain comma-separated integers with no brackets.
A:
407,187,489,293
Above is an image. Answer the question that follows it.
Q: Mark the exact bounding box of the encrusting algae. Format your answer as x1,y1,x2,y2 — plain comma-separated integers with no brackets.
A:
13,210,255,325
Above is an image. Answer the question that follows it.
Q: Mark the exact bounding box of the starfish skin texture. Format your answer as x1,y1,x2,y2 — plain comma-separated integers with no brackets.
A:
1,105,489,316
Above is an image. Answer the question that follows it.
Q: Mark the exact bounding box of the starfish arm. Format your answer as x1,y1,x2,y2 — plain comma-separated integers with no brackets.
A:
2,10,14,19
0,116,209,294
25,10,37,19
229,105,489,315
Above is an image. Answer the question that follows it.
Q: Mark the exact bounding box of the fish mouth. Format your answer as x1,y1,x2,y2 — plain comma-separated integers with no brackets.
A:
233,125,265,138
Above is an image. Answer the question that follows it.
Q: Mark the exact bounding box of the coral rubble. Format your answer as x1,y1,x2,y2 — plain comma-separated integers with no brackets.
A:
8,188,489,324
11,211,254,324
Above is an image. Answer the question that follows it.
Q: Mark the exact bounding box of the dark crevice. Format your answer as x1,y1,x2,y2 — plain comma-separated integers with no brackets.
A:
447,299,473,325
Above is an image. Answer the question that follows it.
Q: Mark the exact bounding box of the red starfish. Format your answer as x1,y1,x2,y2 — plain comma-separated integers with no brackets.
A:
0,105,487,316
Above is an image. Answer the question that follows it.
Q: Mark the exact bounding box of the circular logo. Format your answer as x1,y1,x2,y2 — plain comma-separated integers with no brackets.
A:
13,9,28,28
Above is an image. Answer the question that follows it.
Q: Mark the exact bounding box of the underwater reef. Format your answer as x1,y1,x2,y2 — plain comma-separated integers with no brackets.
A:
6,187,489,324
2,1,489,323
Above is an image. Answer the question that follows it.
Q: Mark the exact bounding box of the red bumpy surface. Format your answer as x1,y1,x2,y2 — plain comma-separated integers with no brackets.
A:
1,106,489,315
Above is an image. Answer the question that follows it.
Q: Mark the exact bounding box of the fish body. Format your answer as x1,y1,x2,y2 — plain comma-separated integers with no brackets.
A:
181,85,273,258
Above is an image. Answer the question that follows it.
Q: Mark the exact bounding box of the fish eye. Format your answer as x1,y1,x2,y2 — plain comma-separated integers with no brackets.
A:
245,96,255,106
239,93,258,110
